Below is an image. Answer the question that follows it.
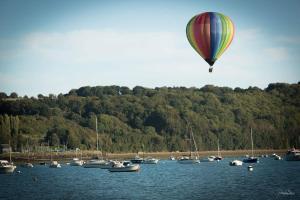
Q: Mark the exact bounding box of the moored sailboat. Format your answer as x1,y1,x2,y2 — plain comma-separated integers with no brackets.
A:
243,128,259,163
49,146,61,168
70,150,84,166
21,139,34,168
178,120,200,164
0,160,16,173
0,142,16,173
214,139,223,161
83,117,107,168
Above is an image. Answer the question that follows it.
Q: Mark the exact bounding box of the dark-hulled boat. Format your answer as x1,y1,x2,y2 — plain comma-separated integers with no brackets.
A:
130,155,144,164
243,128,259,163
285,148,300,161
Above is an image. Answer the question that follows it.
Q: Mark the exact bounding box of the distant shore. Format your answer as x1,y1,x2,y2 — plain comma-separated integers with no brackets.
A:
0,149,287,163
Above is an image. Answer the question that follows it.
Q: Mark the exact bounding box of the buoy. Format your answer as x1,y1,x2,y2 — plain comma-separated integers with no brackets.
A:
248,165,253,171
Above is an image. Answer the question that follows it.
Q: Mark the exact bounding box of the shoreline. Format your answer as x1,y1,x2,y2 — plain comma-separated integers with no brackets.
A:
0,149,286,163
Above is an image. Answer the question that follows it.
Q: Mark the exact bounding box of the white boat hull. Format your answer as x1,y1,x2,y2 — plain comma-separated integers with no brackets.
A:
0,160,16,173
169,156,176,160
0,165,16,173
229,160,243,166
83,160,107,168
109,164,140,172
143,158,159,164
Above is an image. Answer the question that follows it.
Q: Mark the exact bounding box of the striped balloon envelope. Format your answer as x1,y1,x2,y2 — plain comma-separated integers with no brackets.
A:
186,12,234,72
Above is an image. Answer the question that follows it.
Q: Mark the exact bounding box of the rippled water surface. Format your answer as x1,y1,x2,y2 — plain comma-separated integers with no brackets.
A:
1,157,299,200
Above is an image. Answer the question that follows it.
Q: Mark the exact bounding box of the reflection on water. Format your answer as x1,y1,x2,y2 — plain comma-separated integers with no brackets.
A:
0,157,299,200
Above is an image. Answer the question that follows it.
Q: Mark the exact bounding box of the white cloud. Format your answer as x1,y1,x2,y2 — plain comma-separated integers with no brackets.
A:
11,28,293,69
0,28,298,96
21,30,190,65
263,47,290,61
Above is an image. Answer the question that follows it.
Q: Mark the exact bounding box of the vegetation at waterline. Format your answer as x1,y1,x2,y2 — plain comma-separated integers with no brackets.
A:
0,82,299,153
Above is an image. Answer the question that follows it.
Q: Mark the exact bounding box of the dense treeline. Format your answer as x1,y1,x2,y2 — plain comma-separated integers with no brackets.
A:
0,82,299,152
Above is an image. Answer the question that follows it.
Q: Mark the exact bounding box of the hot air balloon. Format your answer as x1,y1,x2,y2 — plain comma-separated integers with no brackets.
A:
186,12,234,72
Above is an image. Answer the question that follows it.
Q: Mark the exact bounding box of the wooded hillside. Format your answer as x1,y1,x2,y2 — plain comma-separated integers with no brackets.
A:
0,82,299,152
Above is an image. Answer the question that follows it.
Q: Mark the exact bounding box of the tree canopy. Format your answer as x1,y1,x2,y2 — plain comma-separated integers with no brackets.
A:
0,83,299,152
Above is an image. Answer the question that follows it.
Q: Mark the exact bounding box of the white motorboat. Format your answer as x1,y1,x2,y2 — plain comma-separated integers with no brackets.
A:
108,162,140,172
143,157,159,164
0,160,16,173
49,161,61,168
83,159,107,168
22,139,33,168
285,148,300,161
70,158,84,166
201,156,216,162
229,160,243,166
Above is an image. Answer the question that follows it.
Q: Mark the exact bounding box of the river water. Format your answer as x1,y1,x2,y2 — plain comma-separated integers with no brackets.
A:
0,157,299,200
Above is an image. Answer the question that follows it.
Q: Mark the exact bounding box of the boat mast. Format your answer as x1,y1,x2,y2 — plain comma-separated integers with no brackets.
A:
185,118,199,159
48,140,52,162
27,138,30,162
96,117,99,151
251,127,254,157
217,139,220,157
9,140,12,163
191,128,199,159
189,125,192,158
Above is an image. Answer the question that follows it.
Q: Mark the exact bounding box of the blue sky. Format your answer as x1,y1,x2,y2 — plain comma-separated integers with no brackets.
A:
0,0,299,96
